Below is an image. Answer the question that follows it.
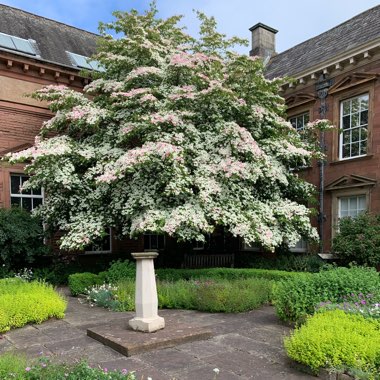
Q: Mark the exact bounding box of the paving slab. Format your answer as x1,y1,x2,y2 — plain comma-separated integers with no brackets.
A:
88,319,213,356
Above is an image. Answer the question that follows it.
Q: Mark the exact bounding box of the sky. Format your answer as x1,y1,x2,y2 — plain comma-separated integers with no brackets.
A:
1,0,380,54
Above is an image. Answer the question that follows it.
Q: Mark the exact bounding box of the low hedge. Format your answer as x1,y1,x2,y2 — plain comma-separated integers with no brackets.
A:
68,272,107,296
273,266,380,323
0,278,66,332
155,267,309,281
285,309,380,376
68,266,308,296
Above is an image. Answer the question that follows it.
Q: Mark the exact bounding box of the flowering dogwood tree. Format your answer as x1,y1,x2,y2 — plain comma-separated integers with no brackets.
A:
9,5,327,251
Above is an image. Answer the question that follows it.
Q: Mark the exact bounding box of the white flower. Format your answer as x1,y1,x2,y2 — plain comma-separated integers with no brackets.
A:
213,368,220,374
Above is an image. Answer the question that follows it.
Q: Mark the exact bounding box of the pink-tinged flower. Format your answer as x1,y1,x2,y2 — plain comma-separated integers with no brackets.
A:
112,88,150,98
25,367,31,372
169,52,195,67
140,94,157,103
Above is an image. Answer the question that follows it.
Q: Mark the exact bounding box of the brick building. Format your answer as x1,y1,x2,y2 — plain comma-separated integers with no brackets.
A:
0,5,144,258
1,4,380,265
251,5,380,253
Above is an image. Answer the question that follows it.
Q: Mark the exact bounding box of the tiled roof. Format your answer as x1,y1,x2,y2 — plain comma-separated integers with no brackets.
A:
266,5,380,79
0,4,98,68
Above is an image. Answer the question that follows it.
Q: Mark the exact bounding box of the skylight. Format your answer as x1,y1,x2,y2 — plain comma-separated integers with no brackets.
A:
67,51,104,72
0,32,36,55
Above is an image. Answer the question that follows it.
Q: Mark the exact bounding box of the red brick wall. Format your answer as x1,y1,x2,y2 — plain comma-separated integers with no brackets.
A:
286,59,380,251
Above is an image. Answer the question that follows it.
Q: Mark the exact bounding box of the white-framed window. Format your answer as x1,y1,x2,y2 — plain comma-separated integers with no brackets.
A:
289,112,310,132
338,195,366,219
144,233,165,251
339,94,368,160
85,228,112,253
10,174,43,211
289,238,307,253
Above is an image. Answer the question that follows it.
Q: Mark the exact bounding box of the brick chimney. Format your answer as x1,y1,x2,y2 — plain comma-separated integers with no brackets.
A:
249,23,278,59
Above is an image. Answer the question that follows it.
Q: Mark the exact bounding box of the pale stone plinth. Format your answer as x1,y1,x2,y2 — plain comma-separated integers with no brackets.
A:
129,251,165,333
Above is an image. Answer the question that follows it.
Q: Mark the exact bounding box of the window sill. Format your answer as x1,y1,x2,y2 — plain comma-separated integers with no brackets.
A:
330,154,373,165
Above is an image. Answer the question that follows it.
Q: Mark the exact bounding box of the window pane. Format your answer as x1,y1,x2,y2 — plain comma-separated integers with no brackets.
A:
289,117,296,129
351,113,359,128
33,198,43,209
0,33,15,49
21,176,31,194
12,37,35,55
22,198,32,212
360,110,368,126
360,142,367,156
304,114,309,124
351,142,359,157
342,101,350,116
150,235,158,249
340,198,348,211
296,118,304,131
358,196,366,211
32,187,42,196
144,235,150,249
342,131,350,144
10,197,21,207
351,98,359,113
10,175,20,194
360,95,369,110
351,128,359,142
340,210,349,218
360,127,368,141
342,144,350,158
342,115,350,129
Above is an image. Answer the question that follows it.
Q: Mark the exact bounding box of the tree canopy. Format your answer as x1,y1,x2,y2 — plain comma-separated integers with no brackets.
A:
9,4,329,251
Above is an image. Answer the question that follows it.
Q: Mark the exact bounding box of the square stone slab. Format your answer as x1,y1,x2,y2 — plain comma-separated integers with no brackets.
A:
87,319,213,357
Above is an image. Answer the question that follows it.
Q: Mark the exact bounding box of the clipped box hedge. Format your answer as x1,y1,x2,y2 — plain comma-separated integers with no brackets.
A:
68,265,308,296
0,278,66,333
68,272,107,296
285,309,380,376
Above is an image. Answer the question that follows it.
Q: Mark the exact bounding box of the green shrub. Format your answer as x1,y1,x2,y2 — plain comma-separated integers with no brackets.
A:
109,278,272,313
0,278,66,332
106,260,136,283
0,355,136,379
155,267,308,282
68,272,105,296
332,212,380,267
285,309,380,376
0,208,48,270
236,253,325,273
192,278,272,313
273,266,380,323
158,280,197,310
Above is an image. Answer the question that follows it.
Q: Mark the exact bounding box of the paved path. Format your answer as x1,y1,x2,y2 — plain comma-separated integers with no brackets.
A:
0,289,314,379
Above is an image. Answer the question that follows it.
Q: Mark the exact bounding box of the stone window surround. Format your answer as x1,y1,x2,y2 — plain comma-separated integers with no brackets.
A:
332,83,374,162
330,187,370,238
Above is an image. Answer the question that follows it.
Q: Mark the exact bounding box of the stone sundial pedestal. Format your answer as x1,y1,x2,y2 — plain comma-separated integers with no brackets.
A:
128,251,165,333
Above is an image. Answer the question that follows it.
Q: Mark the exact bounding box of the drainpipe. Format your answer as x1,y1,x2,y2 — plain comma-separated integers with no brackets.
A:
315,74,333,253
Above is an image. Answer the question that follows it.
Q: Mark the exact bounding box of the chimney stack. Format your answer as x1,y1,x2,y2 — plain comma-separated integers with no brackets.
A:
249,23,278,60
